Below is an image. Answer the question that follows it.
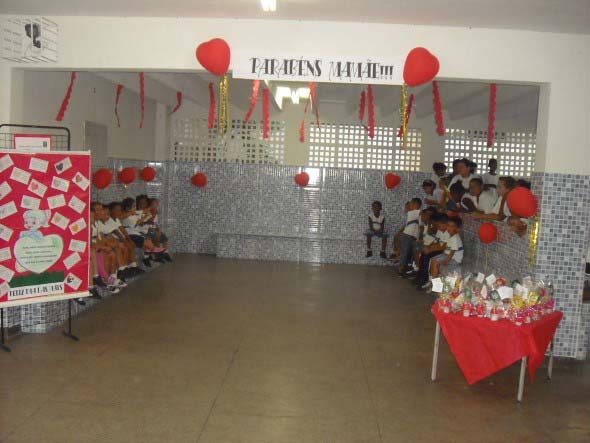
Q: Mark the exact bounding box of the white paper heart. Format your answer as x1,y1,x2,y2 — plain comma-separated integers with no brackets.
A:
14,235,63,274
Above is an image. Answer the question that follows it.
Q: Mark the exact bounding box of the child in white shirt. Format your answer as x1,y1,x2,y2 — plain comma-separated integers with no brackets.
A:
121,197,155,251
365,201,388,258
430,217,463,278
463,178,497,214
422,179,443,209
472,176,517,222
396,198,422,275
482,158,499,190
449,158,479,190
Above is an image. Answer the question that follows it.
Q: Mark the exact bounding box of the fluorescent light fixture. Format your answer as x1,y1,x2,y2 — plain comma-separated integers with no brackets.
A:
261,0,277,12
275,86,310,108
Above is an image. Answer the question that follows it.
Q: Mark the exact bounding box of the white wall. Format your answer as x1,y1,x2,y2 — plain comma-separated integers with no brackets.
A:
1,16,588,174
9,70,157,160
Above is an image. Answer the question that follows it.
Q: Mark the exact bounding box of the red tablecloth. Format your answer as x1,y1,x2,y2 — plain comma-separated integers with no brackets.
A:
432,308,563,385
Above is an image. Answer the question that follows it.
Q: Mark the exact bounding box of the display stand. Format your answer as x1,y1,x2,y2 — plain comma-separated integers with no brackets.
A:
62,299,79,342
0,308,11,352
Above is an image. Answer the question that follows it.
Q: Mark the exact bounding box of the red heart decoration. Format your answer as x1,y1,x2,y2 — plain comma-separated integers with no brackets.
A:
384,173,401,189
403,47,440,87
294,172,309,187
31,183,38,190
196,38,231,76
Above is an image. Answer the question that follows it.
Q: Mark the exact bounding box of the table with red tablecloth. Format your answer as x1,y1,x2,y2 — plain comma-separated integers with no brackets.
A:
430,308,563,401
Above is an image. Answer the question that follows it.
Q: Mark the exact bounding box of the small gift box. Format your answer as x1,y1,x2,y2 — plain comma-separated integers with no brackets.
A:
462,303,472,317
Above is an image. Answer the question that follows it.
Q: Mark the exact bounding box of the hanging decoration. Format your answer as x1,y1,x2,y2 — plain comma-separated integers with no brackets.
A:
359,90,366,123
262,88,270,139
432,81,445,136
114,84,123,127
487,83,497,147
208,83,216,129
366,85,375,139
384,173,401,189
294,172,310,187
171,91,183,114
243,80,261,125
196,38,231,136
299,120,306,143
506,187,537,218
397,93,414,138
139,72,145,129
528,216,540,267
118,167,136,185
403,47,440,87
140,166,156,182
191,172,207,187
55,72,77,122
299,82,320,143
399,84,408,148
478,223,498,244
92,169,112,189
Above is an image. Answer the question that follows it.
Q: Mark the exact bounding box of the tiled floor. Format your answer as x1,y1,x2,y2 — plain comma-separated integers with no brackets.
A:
1,254,589,442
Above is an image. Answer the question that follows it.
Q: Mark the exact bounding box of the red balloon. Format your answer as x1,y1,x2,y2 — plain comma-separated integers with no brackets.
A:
478,222,498,244
92,168,112,189
384,173,401,189
294,172,310,187
196,38,231,76
403,47,440,87
140,166,156,182
118,167,136,185
191,172,207,187
506,187,537,218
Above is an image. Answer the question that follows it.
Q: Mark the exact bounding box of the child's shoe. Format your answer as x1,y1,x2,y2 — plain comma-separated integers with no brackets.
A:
366,250,373,258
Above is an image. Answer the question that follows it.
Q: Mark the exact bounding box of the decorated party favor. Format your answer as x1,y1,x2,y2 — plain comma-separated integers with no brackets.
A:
0,150,90,307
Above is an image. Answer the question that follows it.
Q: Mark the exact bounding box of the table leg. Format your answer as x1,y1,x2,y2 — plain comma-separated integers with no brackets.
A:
517,356,527,403
547,340,554,380
431,321,440,381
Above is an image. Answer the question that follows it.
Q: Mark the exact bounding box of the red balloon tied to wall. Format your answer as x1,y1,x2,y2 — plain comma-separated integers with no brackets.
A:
384,173,401,189
506,187,537,218
118,167,136,185
477,222,498,244
403,47,440,87
294,172,310,187
92,168,112,189
191,172,208,187
196,38,231,76
140,166,156,182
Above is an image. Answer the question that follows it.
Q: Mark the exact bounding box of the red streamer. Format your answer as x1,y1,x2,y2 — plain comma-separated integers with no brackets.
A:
359,90,366,123
114,84,123,127
309,82,320,127
299,120,306,143
55,72,76,122
367,85,375,139
139,72,145,129
487,83,497,147
171,91,183,114
432,81,445,136
243,80,260,125
262,88,270,139
397,93,415,138
208,82,215,129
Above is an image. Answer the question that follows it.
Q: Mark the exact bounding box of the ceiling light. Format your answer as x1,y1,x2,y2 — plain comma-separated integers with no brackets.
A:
261,0,277,12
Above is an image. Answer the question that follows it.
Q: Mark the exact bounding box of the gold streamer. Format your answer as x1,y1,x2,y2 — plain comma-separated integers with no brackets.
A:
217,75,230,136
400,84,407,149
528,216,540,267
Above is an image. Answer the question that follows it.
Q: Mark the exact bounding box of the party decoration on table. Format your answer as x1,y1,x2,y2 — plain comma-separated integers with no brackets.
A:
299,82,321,143
55,72,77,122
294,172,310,187
171,91,183,114
432,81,445,136
243,80,261,125
208,83,216,129
139,72,145,129
114,84,123,127
433,271,556,326
191,172,207,187
477,222,498,244
506,187,537,218
403,47,440,87
118,167,136,185
196,38,231,136
139,166,156,182
92,168,112,189
487,83,497,147
397,93,414,138
262,88,270,139
384,173,401,189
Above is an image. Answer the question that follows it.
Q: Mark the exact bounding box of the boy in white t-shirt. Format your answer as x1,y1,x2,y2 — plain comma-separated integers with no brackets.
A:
482,158,499,190
449,158,479,190
462,177,497,214
430,217,463,278
422,179,443,209
473,176,517,222
365,200,388,258
396,198,422,275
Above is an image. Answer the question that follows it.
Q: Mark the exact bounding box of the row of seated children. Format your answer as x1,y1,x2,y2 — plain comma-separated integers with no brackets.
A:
88,195,170,297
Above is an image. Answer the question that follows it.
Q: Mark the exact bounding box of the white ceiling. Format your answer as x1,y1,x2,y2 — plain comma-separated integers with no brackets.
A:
3,0,590,34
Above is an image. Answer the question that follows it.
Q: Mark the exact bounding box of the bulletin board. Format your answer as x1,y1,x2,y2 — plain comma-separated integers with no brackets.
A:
0,149,90,307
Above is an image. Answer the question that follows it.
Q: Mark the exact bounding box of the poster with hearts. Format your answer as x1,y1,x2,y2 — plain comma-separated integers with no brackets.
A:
0,150,90,307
